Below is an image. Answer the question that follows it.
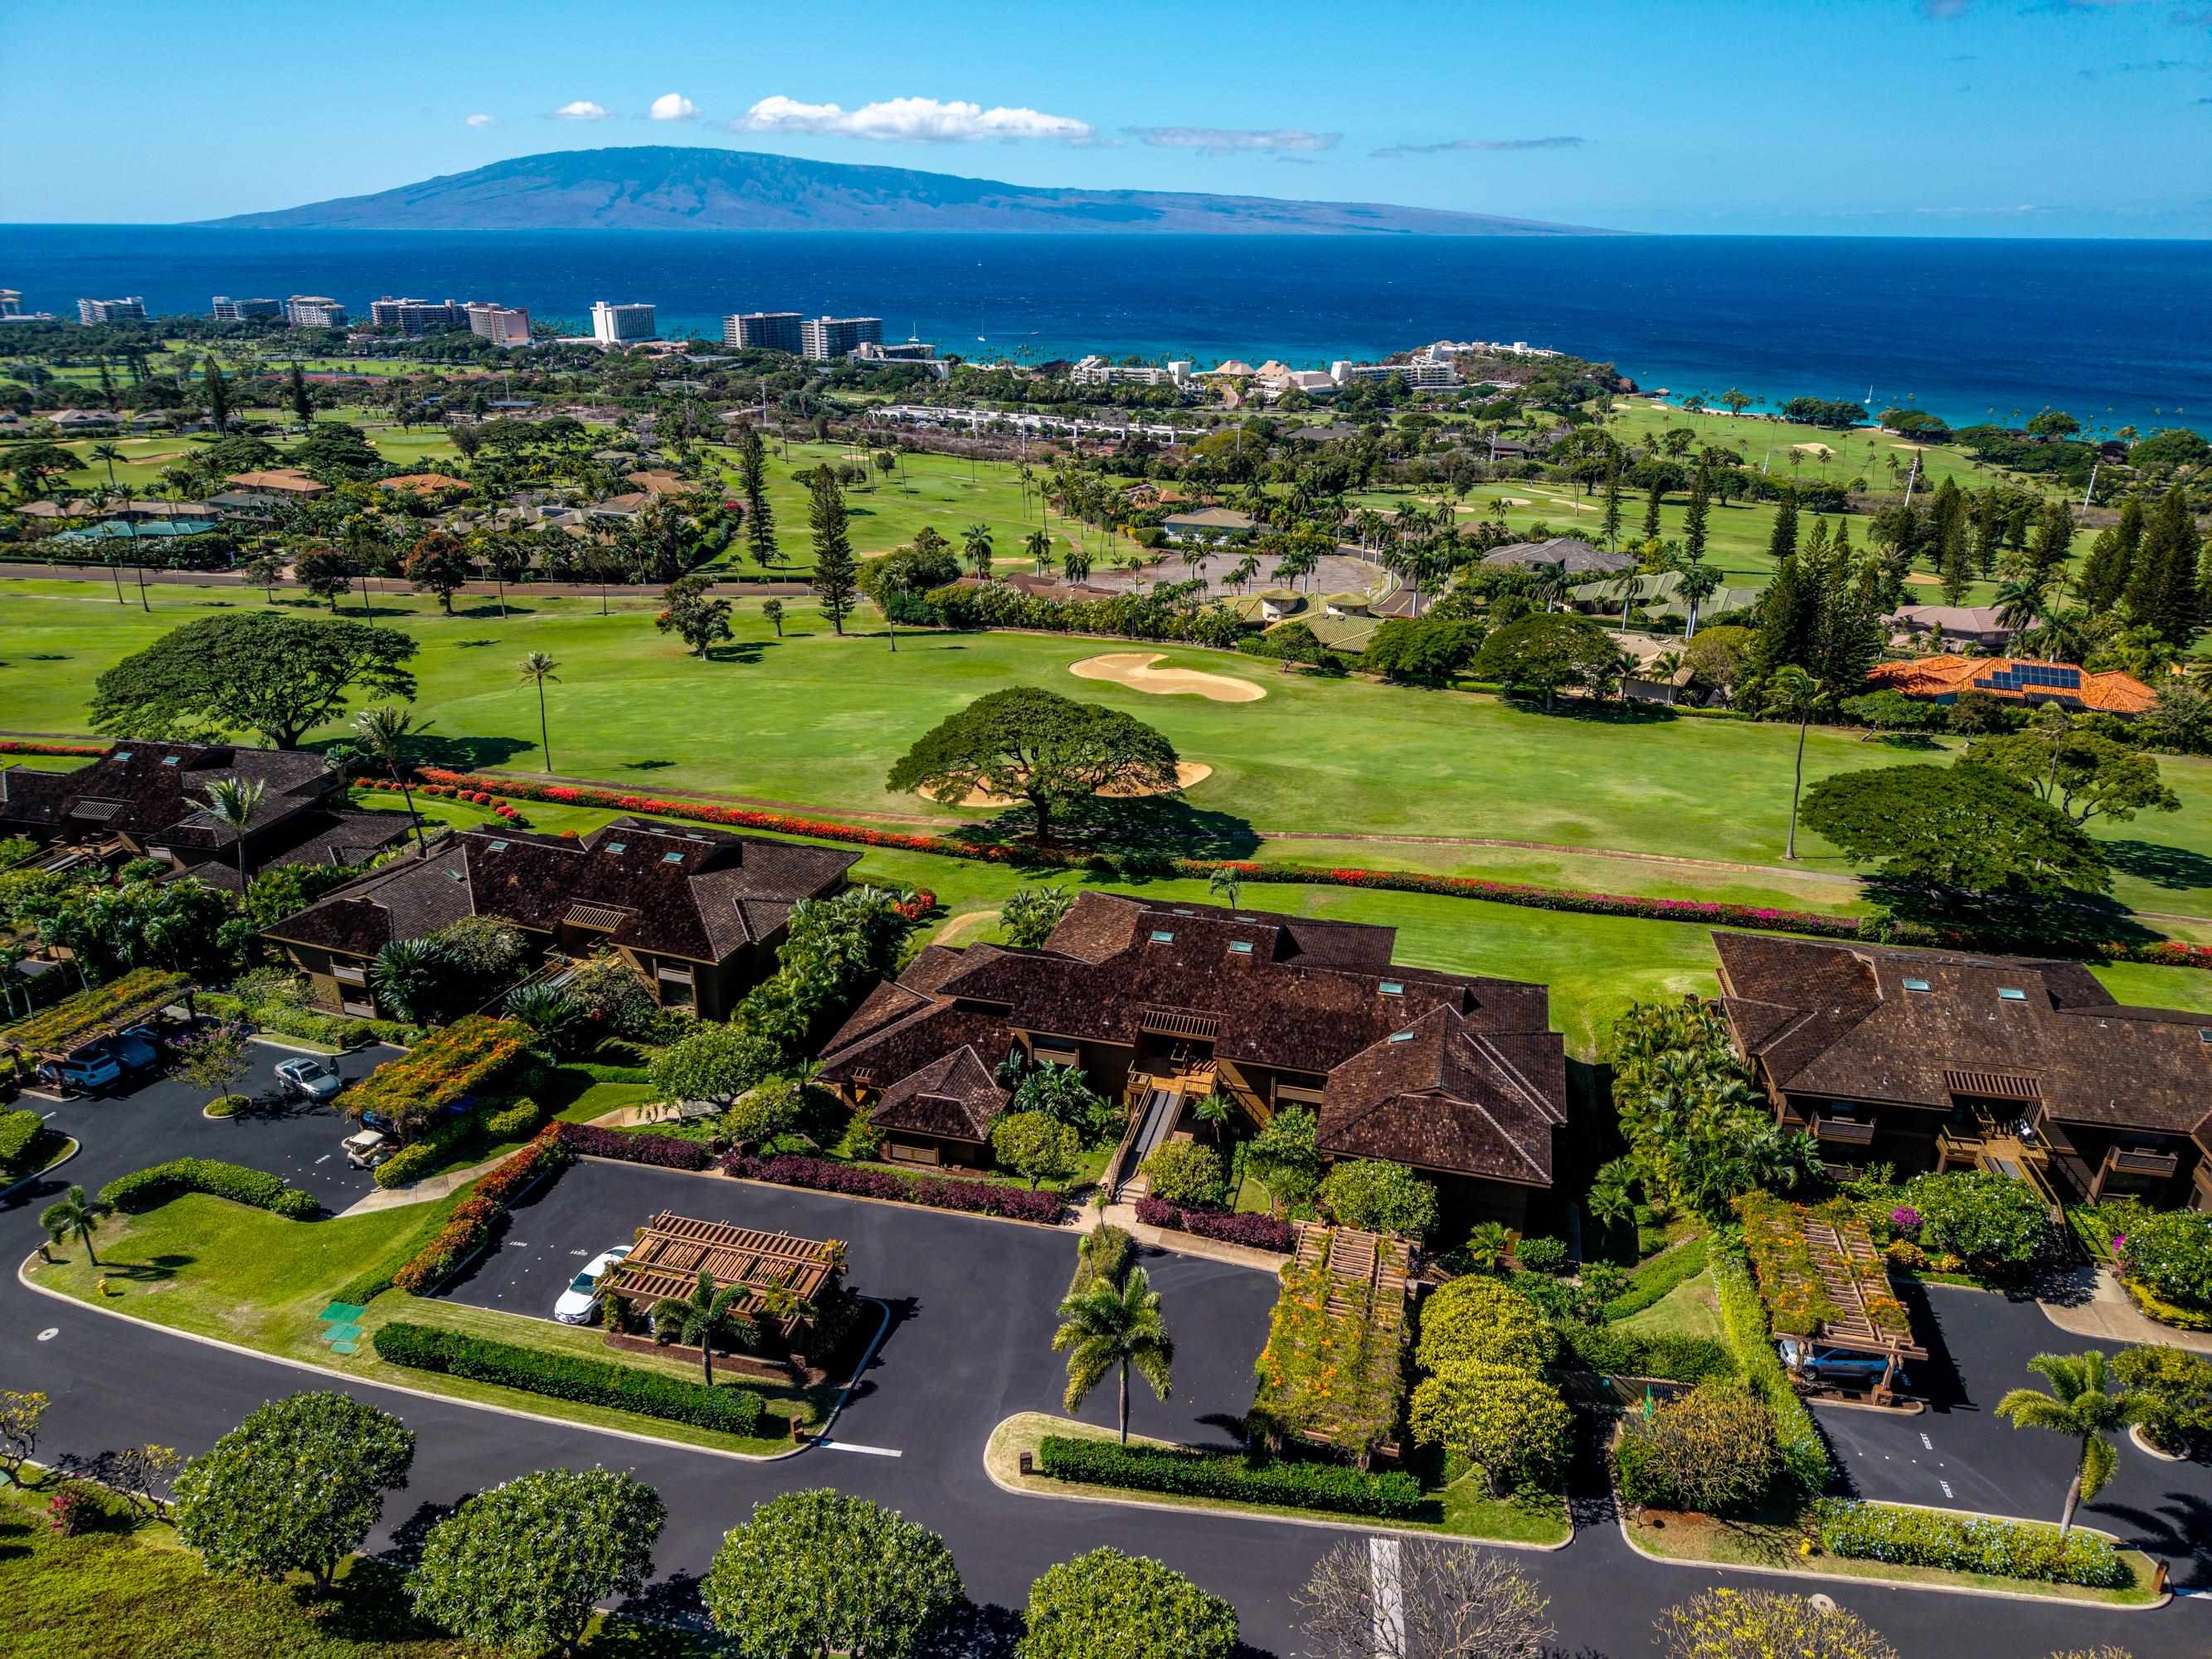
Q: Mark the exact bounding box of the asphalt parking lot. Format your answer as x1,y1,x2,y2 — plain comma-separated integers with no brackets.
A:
440,1157,1280,1459
14,1038,402,1213
1816,1280,2212,1583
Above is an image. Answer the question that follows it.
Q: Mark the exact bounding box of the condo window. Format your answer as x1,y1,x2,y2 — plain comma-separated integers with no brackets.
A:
1903,978,1931,992
1150,930,1174,943
1997,987,2027,1002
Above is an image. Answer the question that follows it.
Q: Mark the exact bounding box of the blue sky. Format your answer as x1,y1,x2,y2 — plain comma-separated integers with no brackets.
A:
6,0,2209,235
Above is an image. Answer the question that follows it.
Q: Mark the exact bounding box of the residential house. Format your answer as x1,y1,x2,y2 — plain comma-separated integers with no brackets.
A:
0,740,407,892
377,473,472,498
224,468,330,499
1885,605,2015,654
814,893,1573,1228
1862,656,2156,718
1714,932,2212,1212
263,818,858,1022
1480,538,1637,579
1162,506,1261,542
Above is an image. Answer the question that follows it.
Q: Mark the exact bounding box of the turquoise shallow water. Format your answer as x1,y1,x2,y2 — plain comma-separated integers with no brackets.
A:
6,226,2207,434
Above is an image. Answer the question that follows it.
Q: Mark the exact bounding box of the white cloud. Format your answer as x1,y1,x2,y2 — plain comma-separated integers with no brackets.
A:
649,92,698,122
738,95,1092,144
464,113,494,128
553,100,613,121
1125,127,1339,156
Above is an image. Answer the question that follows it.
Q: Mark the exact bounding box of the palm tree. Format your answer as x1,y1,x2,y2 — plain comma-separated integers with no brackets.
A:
40,1185,112,1266
1767,666,1823,861
353,706,429,857
1053,1265,1174,1445
518,652,561,774
88,441,124,490
1996,1350,2146,1539
369,937,447,1029
1023,527,1054,577
962,522,994,581
1193,1093,1232,1146
200,775,266,893
1992,576,2045,634
650,1268,758,1389
1208,867,1242,910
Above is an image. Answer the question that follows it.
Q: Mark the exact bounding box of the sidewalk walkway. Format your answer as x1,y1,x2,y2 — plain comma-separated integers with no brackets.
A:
2036,1263,2212,1355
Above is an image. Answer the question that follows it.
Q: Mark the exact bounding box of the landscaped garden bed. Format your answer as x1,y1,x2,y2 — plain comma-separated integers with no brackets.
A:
391,1129,572,1295
338,1014,533,1129
2,967,192,1055
1036,1433,1423,1520
1133,1195,1294,1253
722,1151,1067,1224
1249,1225,1407,1465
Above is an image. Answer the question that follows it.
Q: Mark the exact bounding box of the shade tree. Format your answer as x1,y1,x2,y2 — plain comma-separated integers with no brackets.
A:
703,1487,961,1659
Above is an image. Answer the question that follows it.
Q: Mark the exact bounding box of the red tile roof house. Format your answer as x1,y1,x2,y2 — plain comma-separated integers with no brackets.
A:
1864,655,2157,717
1715,932,2212,1213
0,740,409,893
262,818,858,1023
814,893,1577,1230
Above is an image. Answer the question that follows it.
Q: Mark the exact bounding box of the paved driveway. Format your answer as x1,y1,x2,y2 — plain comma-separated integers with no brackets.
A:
439,1157,1278,1456
1816,1281,2212,1584
17,1039,401,1213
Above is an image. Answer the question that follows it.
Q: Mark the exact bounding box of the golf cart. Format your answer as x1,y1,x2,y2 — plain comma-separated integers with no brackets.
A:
343,1128,393,1169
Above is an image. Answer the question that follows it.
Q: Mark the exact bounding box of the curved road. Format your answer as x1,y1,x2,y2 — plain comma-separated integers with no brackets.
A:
6,1068,2208,1657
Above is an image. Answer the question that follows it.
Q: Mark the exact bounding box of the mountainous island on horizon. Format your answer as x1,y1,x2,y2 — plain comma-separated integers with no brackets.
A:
192,145,1613,236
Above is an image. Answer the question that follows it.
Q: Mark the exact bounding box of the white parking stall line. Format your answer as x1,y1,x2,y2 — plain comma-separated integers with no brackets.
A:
314,1154,332,1165
1939,1479,1955,1500
1918,1432,1932,1450
815,1440,902,1457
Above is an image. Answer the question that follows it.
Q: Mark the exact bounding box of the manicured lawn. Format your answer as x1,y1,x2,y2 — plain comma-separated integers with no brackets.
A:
1613,1267,1723,1342
986,1411,1570,1546
7,584,2208,926
1621,1501,2161,1607
0,1486,726,1659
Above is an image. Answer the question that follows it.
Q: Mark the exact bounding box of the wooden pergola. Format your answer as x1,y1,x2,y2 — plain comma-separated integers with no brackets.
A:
1796,1209,1928,1404
1,968,196,1063
604,1210,839,1343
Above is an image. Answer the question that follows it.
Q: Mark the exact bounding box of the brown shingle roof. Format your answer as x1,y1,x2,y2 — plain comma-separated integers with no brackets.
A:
872,1046,1008,1142
0,741,333,849
1318,1006,1568,1184
1713,932,2212,1136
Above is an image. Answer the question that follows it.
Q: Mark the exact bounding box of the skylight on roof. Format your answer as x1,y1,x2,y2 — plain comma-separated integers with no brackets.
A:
1998,987,2028,1002
112,752,132,762
1172,907,1194,915
1380,981,1403,996
1388,1030,1415,1044
663,852,683,864
1903,978,1931,992
1150,930,1174,943
160,755,182,766
605,843,626,854
487,839,508,852
1228,941,1253,955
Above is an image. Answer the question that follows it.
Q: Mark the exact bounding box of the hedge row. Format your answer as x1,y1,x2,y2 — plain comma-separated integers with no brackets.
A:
724,1152,1067,1224
100,1158,319,1219
0,1107,47,1175
0,739,107,757
402,767,2212,971
198,990,425,1051
371,1096,548,1189
557,1120,713,1171
1133,1196,1296,1254
371,1321,766,1436
1602,1237,1711,1322
1037,1435,1423,1520
392,1130,572,1295
1556,1322,1733,1384
1713,1254,1830,1500
1811,1499,2132,1589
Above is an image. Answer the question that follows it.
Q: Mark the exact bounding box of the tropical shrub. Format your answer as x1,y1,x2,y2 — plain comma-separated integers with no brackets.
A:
0,1107,50,1177
1612,1381,1778,1513
2109,1344,2212,1454
1901,1170,2049,1271
1712,1254,1830,1498
1036,1436,1422,1520
1601,1237,1710,1320
703,1488,961,1659
391,1129,571,1294
990,1108,1082,1191
1514,1235,1568,1274
557,1120,713,1170
724,1151,1066,1224
1407,1361,1572,1496
100,1158,318,1219
1414,1275,1557,1374
1555,1322,1732,1384
1318,1159,1438,1239
372,1322,765,1434
1655,1587,1898,1659
2114,1208,2212,1311
1139,1141,1224,1208
1811,1499,2131,1588
1132,1196,1294,1253
1021,1546,1240,1659
484,1097,544,1141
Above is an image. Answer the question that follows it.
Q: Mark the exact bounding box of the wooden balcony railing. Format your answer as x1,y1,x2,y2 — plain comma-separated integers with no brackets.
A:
2105,1145,2180,1180
1814,1117,1878,1146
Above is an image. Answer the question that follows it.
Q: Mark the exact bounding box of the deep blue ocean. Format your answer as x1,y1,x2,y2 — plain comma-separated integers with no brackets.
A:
6,226,2208,434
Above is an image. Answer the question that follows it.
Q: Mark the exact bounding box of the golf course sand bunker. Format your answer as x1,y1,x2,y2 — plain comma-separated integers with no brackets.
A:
1071,652,1266,703
941,761,1214,810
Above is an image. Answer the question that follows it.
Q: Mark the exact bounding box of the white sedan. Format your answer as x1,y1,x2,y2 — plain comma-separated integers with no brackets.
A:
552,1245,632,1325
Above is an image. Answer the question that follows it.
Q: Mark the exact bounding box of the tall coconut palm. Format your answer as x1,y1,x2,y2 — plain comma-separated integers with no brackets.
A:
40,1185,112,1265
88,441,124,490
201,776,266,893
1992,576,2045,634
352,706,429,856
1053,1264,1174,1444
1767,666,1824,861
518,652,561,774
1023,527,1053,577
649,1268,757,1389
1996,1350,2146,1538
1208,866,1243,910
962,523,994,581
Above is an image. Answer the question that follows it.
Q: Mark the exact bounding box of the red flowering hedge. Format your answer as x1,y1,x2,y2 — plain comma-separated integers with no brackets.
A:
724,1151,1067,1225
394,1127,573,1295
555,1120,712,1171
1135,1196,1296,1253
0,739,109,757
396,767,2212,973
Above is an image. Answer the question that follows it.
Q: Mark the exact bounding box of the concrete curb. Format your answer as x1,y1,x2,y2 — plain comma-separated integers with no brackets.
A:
981,1416,1572,1553
16,1248,887,1467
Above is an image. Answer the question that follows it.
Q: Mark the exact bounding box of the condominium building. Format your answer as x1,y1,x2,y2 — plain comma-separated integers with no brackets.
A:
1329,358,1461,389
284,295,349,328
800,315,882,361
369,296,469,333
590,301,657,345
464,303,532,344
76,296,148,325
722,311,805,353
1071,355,1192,388
211,296,282,322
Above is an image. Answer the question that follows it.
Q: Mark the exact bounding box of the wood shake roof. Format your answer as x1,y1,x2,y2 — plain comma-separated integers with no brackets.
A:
264,817,858,964
1713,932,2212,1137
819,893,1569,1182
0,740,336,852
